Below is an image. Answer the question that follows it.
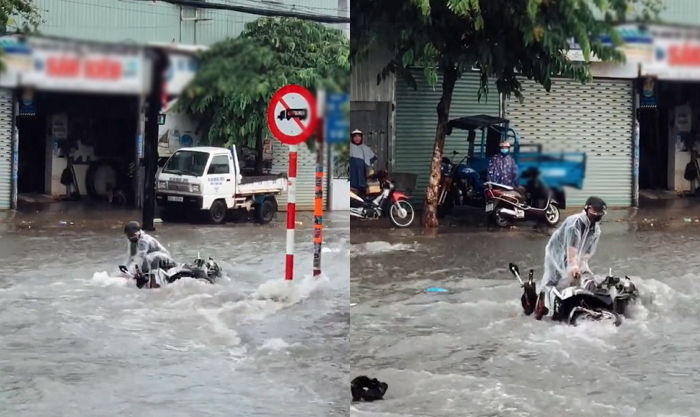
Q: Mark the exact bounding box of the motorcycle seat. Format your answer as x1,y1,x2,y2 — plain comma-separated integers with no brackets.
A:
484,181,514,191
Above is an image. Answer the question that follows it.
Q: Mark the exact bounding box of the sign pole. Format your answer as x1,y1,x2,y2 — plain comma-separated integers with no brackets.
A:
267,84,318,281
313,90,325,277
285,144,298,280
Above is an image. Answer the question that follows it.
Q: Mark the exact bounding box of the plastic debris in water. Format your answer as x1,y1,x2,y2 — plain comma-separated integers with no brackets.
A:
426,287,449,293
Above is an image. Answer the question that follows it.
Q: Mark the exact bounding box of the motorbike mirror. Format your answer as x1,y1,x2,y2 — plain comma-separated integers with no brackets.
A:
509,263,523,285
119,265,129,274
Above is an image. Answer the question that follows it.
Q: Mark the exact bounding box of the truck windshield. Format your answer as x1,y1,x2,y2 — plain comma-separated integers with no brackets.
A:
162,151,210,176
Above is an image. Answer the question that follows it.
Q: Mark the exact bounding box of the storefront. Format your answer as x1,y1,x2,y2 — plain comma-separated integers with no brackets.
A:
0,36,151,209
636,25,700,197
0,36,212,210
393,70,500,199
504,78,635,207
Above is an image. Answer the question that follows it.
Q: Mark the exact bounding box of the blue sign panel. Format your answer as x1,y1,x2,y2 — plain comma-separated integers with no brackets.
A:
325,93,349,144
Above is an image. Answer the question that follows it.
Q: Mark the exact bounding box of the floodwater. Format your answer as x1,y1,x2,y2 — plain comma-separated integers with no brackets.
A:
351,213,700,417
0,208,349,417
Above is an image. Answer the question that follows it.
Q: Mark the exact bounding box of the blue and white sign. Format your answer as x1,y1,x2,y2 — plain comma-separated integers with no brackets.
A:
325,93,349,144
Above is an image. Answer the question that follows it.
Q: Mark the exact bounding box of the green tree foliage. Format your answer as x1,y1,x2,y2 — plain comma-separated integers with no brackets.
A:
352,0,659,227
178,17,349,152
1,0,41,34
0,0,42,71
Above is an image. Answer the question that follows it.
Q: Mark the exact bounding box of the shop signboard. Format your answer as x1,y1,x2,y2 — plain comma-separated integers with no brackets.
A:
0,38,149,94
164,53,199,96
641,27,700,80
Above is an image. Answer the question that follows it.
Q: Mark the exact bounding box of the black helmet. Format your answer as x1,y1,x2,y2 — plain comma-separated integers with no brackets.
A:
124,221,141,237
585,196,607,211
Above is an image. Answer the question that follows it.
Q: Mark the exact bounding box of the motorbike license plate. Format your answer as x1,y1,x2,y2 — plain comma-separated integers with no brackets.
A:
485,202,494,212
167,196,184,202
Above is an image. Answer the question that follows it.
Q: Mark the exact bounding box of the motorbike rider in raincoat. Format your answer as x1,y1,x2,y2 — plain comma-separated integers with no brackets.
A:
531,197,607,320
124,221,175,275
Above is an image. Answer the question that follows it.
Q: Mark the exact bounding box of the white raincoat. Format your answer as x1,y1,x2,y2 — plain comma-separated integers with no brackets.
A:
127,232,173,273
539,211,601,292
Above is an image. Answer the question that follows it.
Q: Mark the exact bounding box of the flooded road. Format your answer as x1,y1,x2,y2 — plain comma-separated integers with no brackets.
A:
351,212,700,417
0,209,349,417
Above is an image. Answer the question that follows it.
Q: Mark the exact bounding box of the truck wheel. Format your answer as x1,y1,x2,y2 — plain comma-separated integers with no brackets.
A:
160,207,176,223
257,199,276,224
208,200,227,224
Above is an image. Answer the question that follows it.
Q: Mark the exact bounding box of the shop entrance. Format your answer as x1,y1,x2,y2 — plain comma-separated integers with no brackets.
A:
17,108,47,194
638,80,700,197
18,92,141,206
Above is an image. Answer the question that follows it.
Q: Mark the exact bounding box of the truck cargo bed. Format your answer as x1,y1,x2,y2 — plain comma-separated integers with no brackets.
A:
237,174,287,195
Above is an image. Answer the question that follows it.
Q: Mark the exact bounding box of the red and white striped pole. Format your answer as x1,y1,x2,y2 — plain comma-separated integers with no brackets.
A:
285,145,298,280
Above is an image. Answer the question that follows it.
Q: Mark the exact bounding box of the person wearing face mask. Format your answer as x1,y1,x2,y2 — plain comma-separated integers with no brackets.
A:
487,141,518,187
527,197,607,319
349,129,377,196
123,221,174,275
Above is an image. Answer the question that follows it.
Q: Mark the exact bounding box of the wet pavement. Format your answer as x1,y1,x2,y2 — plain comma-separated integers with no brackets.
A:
351,203,700,417
0,202,349,417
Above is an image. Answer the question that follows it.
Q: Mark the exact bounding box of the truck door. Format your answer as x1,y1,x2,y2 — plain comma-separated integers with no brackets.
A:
206,154,236,205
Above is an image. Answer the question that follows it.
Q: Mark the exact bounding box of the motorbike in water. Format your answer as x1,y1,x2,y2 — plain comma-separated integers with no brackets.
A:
509,263,639,326
484,167,561,228
350,170,415,228
119,256,222,289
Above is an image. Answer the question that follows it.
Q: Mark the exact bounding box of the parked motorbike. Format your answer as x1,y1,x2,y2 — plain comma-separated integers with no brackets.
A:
510,263,639,326
437,151,484,217
484,167,561,227
119,256,222,289
350,171,415,228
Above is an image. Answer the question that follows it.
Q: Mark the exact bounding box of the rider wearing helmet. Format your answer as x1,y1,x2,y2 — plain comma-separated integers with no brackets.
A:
124,221,174,274
528,197,608,319
349,129,377,196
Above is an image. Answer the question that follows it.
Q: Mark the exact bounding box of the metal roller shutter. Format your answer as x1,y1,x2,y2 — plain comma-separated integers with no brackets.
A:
272,140,328,211
0,89,13,209
394,71,500,201
505,78,633,207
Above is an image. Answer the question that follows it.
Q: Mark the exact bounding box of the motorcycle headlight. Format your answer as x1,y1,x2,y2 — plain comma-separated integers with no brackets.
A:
157,180,167,190
190,184,201,193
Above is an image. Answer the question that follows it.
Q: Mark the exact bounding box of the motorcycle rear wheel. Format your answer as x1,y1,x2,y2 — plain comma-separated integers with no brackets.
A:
437,192,454,218
493,206,513,228
389,199,415,228
544,204,560,226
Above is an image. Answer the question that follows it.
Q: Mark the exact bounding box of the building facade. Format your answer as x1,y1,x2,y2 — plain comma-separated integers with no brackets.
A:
0,0,348,211
353,2,700,209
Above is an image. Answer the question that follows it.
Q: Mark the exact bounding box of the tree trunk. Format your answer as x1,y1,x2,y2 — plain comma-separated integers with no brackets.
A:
422,66,458,228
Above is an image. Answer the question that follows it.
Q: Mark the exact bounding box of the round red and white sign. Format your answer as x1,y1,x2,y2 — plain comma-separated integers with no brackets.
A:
267,84,318,145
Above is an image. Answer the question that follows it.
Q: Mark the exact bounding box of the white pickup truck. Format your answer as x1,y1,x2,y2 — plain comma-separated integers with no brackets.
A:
156,146,287,224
